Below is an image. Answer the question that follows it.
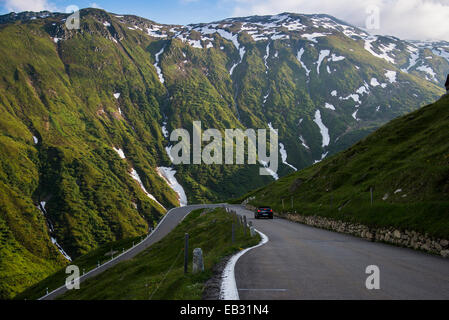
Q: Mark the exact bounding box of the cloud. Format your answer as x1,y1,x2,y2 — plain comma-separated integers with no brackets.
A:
229,0,449,41
89,2,102,9
2,0,57,12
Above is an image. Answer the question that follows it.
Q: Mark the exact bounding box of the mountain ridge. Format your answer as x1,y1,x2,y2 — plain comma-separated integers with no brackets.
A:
0,8,446,298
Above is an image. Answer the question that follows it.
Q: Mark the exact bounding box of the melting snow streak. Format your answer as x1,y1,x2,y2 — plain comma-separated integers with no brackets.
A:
313,110,330,147
154,47,165,83
157,167,188,206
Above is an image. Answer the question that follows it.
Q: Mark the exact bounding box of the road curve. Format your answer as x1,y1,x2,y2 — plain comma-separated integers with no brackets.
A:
40,204,224,300
231,205,449,300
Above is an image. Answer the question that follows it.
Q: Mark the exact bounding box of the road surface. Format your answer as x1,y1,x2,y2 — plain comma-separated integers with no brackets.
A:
40,204,224,300
231,205,449,300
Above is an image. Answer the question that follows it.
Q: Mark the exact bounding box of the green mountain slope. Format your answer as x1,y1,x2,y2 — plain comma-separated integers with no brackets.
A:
0,10,178,298
242,94,449,238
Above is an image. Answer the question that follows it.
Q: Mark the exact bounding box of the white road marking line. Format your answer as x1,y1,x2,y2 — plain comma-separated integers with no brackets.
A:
219,218,270,300
238,289,287,291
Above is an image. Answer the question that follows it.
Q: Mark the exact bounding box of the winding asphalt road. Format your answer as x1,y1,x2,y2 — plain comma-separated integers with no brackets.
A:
40,204,224,300
231,205,449,300
41,203,449,300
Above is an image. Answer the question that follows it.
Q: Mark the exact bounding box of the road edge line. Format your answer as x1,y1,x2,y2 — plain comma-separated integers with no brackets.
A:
219,228,269,300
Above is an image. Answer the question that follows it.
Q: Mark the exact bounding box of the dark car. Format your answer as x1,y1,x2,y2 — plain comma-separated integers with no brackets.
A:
255,206,273,219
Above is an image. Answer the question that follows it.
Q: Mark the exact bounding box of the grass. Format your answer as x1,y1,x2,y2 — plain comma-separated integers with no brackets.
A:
48,208,259,300
15,235,142,300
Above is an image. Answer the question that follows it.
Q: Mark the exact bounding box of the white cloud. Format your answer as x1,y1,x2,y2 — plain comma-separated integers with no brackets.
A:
229,0,449,41
2,0,57,12
89,2,103,9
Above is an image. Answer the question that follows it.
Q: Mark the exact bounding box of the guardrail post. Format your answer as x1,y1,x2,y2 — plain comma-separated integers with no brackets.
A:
184,233,189,274
250,226,256,237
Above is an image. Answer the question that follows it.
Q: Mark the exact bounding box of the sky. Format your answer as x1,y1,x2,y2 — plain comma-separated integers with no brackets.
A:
1,0,449,41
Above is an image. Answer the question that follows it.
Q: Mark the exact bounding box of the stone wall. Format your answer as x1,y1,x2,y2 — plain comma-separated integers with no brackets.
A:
245,204,449,258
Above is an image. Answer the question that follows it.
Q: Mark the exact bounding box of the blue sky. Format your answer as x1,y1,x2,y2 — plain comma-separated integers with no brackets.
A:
1,0,449,40
0,0,239,25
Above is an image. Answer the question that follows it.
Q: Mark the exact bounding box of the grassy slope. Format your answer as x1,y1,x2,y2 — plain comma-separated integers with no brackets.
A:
0,13,178,298
242,95,449,238
15,235,142,300
54,208,259,300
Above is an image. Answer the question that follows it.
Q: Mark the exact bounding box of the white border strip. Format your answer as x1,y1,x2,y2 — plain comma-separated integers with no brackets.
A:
219,229,269,300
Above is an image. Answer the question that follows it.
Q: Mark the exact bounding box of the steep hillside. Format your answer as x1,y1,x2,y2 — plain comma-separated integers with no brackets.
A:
0,8,446,297
243,94,449,238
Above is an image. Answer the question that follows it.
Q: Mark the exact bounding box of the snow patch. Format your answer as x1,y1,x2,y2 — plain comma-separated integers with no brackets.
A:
229,46,246,75
370,78,380,87
279,143,297,171
259,160,279,180
51,237,72,261
263,92,270,104
296,48,310,77
340,94,361,104
263,42,270,71
154,47,166,83
324,102,335,110
314,151,329,164
416,65,437,82
402,46,419,72
364,36,395,64
352,109,360,121
161,122,169,138
385,70,397,83
316,50,330,74
313,110,330,147
329,53,345,62
113,147,126,159
299,135,310,149
130,168,166,210
157,167,188,206
301,32,328,43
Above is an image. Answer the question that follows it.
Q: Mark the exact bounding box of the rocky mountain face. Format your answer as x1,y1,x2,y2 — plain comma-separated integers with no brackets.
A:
0,8,445,297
